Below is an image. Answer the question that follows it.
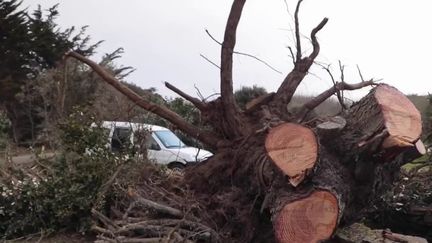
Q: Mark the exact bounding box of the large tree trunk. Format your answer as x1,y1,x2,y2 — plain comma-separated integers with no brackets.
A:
65,1,424,242
183,84,422,242
68,53,424,243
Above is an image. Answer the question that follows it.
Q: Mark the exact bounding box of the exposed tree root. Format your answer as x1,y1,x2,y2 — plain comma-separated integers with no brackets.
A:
64,0,427,241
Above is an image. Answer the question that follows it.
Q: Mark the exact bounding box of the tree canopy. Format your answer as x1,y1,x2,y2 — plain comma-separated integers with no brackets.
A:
0,0,99,142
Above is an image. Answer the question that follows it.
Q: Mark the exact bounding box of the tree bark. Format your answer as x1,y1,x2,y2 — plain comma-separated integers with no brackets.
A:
324,84,422,161
183,84,422,242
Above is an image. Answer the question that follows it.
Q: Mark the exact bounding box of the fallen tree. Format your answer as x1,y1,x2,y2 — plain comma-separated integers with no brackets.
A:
65,0,424,242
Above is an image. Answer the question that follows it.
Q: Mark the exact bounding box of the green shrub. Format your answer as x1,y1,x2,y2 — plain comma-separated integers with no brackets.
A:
0,107,138,239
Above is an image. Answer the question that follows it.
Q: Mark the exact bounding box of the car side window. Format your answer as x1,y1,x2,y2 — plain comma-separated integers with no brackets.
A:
146,135,161,151
133,129,161,151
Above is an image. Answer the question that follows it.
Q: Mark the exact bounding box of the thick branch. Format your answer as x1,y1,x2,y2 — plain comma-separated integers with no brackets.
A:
271,18,328,112
220,0,246,136
287,46,296,66
308,18,328,61
296,80,376,121
164,82,207,111
294,0,303,62
65,51,221,148
129,193,184,218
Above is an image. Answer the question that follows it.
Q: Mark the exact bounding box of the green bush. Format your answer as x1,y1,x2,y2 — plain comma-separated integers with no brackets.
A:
0,107,137,239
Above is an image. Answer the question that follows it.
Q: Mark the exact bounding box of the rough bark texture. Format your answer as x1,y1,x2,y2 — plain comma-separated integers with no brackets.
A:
329,84,421,160
183,85,422,242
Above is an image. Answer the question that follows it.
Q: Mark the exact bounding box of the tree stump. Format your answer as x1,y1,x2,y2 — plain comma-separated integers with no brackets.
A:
274,190,339,243
265,123,318,186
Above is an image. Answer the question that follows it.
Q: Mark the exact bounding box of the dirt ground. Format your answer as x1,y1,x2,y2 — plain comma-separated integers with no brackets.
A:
0,150,56,168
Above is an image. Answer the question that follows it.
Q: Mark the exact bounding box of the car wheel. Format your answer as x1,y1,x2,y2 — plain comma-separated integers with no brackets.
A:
167,162,185,173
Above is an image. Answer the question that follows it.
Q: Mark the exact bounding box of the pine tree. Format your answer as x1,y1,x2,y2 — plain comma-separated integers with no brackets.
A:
0,0,99,143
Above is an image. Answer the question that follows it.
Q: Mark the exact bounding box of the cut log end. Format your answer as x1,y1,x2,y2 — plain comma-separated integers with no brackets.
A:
265,123,318,186
382,135,415,149
375,84,422,146
415,140,427,155
274,190,339,243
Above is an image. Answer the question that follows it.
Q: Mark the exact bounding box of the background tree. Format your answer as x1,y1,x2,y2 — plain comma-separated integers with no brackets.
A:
0,0,99,143
21,48,138,147
234,85,268,109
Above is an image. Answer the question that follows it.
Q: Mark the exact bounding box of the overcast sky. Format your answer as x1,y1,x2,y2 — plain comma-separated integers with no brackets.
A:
22,0,432,100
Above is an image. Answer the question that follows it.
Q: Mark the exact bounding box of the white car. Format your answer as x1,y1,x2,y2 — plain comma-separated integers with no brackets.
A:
99,121,213,169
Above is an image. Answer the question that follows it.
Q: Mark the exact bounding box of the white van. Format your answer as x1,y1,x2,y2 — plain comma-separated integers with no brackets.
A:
99,121,213,169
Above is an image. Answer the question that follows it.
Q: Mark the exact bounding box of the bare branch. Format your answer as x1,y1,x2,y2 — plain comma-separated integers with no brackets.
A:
296,80,376,121
234,51,282,74
283,0,294,22
65,51,221,148
200,54,221,69
205,29,282,74
193,85,221,103
205,29,222,46
317,63,347,110
337,61,346,109
129,192,184,218
308,18,329,61
271,17,328,111
287,46,296,66
220,0,247,136
165,82,207,110
194,84,205,101
357,64,365,82
282,0,298,48
203,93,221,102
338,60,345,82
294,0,303,62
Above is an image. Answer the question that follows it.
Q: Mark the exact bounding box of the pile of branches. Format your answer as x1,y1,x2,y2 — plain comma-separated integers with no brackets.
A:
92,166,221,243
368,158,432,241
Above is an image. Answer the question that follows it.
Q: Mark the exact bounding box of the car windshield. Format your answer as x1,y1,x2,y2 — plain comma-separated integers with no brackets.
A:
154,130,185,148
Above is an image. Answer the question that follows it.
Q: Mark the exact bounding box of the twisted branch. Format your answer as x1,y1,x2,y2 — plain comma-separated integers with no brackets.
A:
308,18,329,61
271,15,328,111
